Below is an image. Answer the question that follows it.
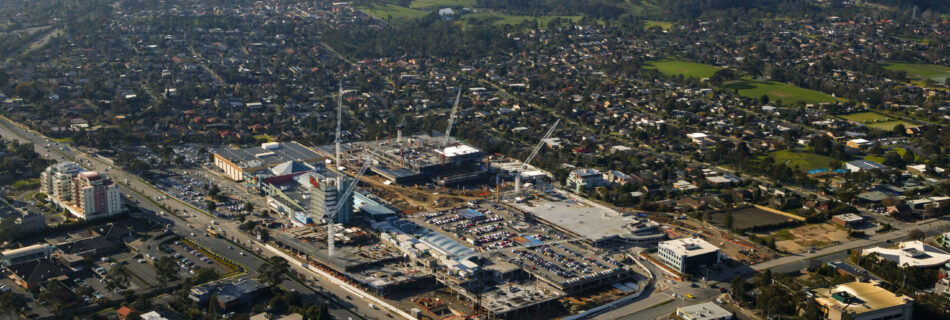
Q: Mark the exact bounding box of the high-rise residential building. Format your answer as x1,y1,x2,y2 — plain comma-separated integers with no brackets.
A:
40,162,84,207
69,171,122,220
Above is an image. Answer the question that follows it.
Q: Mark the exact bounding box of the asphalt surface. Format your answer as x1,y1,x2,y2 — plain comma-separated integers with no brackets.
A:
0,116,393,320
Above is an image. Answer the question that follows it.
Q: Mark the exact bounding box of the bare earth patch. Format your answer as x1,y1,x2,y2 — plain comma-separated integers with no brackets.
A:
773,223,848,253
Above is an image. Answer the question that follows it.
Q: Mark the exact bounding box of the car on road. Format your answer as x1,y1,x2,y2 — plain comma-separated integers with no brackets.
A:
686,294,694,299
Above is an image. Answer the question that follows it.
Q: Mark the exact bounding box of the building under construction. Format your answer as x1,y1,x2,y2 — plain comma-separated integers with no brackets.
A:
315,133,488,186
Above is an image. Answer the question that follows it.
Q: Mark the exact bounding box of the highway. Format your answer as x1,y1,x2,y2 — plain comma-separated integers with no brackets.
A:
0,116,394,320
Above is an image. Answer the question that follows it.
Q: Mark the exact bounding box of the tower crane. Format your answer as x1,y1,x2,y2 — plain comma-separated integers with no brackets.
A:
515,119,559,194
439,87,463,150
335,81,343,169
326,146,378,257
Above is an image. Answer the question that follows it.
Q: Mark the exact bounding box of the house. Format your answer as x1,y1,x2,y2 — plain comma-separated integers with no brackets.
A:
846,138,870,149
603,170,631,185
117,306,139,320
886,204,912,217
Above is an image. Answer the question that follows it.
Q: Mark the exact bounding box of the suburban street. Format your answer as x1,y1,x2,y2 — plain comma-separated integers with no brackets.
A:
0,116,393,320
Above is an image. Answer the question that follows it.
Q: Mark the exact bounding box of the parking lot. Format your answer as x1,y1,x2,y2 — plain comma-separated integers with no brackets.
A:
153,239,236,277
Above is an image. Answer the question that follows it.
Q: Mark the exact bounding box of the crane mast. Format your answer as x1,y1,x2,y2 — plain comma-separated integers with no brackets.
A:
439,88,462,150
327,147,378,257
515,119,559,193
335,82,343,168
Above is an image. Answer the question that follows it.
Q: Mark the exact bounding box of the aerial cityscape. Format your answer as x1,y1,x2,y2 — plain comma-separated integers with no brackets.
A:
1,0,950,320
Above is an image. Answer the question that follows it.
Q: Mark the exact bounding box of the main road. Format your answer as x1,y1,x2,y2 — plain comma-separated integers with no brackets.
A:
0,116,395,320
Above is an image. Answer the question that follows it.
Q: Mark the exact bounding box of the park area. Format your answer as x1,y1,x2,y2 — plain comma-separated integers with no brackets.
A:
643,59,721,79
724,80,837,105
839,112,918,131
884,62,950,82
766,150,836,172
710,206,796,231
769,223,849,254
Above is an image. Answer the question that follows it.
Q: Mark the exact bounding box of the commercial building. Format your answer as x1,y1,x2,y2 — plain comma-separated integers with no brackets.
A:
846,160,889,173
675,302,733,320
861,240,950,268
189,278,268,310
1,244,53,266
832,213,866,228
5,258,72,291
40,162,84,208
213,142,323,181
658,238,720,274
566,168,607,192
813,280,913,320
69,171,122,220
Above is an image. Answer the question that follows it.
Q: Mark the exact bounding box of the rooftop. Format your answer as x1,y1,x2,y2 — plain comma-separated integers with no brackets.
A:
511,190,664,244
214,141,322,169
659,238,720,257
814,280,913,315
862,240,950,268
676,302,733,319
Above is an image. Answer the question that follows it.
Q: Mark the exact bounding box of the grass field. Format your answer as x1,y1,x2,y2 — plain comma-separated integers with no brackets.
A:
723,80,837,105
884,62,950,82
839,111,890,123
253,134,274,142
643,59,720,79
867,120,917,131
51,137,73,143
410,0,476,8
767,150,836,171
839,112,918,131
464,13,582,26
361,4,428,21
644,20,672,30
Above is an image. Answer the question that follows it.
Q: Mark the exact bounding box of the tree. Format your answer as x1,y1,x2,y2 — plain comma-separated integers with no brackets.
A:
107,264,132,290
155,256,180,287
893,124,906,136
725,212,734,230
909,229,925,241
0,293,27,318
258,256,290,288
902,149,915,164
194,268,220,284
883,151,904,167
206,200,217,212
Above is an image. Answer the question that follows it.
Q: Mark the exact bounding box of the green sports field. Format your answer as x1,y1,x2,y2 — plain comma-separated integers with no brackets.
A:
644,20,672,30
839,112,890,123
361,4,428,21
723,80,837,105
884,63,950,82
464,13,582,26
410,0,477,8
767,150,836,172
643,59,721,79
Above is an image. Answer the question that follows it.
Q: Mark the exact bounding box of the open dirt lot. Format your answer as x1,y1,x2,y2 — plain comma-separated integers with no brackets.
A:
709,207,792,230
773,223,849,253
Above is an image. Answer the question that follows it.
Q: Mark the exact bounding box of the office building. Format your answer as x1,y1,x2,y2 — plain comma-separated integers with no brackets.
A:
861,240,950,268
1,244,53,266
657,238,720,274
